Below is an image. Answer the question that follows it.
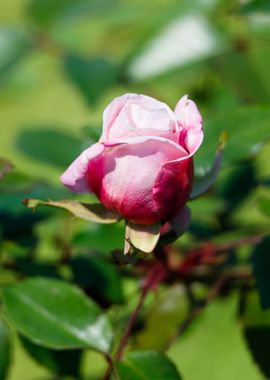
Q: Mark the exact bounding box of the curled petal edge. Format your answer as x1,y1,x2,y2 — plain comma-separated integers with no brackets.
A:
60,143,104,193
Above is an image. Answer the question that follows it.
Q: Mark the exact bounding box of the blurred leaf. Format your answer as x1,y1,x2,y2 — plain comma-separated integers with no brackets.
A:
126,222,160,254
214,50,270,103
169,294,262,380
17,128,84,169
0,26,32,79
70,255,125,306
2,277,113,352
28,0,115,26
257,189,270,217
20,335,82,377
194,106,270,170
252,237,270,309
72,222,125,254
217,161,257,208
191,135,224,199
244,329,270,380
15,260,60,279
241,291,270,379
0,320,11,380
133,285,188,350
241,0,270,13
24,198,121,224
116,351,182,380
63,55,119,104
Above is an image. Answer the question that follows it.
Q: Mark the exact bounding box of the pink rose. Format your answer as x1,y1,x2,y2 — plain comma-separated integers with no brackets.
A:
61,93,203,225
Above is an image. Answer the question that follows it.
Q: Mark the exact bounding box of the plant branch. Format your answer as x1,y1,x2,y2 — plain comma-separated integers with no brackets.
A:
102,284,150,380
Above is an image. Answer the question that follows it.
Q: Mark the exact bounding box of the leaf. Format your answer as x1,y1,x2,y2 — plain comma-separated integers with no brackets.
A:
116,351,182,380
70,255,125,306
252,236,270,309
169,294,261,380
17,128,84,169
0,158,14,181
20,335,82,377
240,0,270,13
133,285,188,350
23,198,121,224
0,26,32,78
126,222,161,254
2,277,113,352
257,189,270,218
0,320,11,380
63,55,119,104
244,328,270,379
28,0,114,26
195,106,270,169
191,133,225,199
241,290,270,379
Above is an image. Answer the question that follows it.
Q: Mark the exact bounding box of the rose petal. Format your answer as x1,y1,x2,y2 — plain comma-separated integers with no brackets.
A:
174,95,203,155
153,156,193,220
60,143,104,193
88,137,187,224
101,93,177,141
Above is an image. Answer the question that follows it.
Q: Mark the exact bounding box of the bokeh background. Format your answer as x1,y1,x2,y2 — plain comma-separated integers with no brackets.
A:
1,0,270,379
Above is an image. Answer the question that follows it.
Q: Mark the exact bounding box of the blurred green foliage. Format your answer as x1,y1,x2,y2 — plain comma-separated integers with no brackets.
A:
1,0,270,379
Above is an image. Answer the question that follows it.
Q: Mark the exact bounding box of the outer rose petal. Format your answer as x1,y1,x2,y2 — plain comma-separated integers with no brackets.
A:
101,93,177,141
87,137,187,224
153,156,193,220
60,143,104,192
174,95,203,155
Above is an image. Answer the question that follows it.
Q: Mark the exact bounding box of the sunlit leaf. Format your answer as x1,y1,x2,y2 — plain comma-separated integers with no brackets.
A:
23,198,121,224
2,277,113,352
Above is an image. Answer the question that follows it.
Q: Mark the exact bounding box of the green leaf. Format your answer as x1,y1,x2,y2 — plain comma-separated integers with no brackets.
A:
116,351,182,380
126,222,161,254
20,335,82,377
23,198,121,224
169,295,262,380
241,0,270,13
70,255,125,306
258,197,270,217
195,107,270,168
17,128,84,169
133,285,188,350
63,55,119,104
191,135,225,199
28,0,114,26
0,26,32,78
252,237,270,309
0,320,11,380
2,277,113,352
241,290,270,379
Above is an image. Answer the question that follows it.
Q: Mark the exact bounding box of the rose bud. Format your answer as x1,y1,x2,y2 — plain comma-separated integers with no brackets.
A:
61,93,203,226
